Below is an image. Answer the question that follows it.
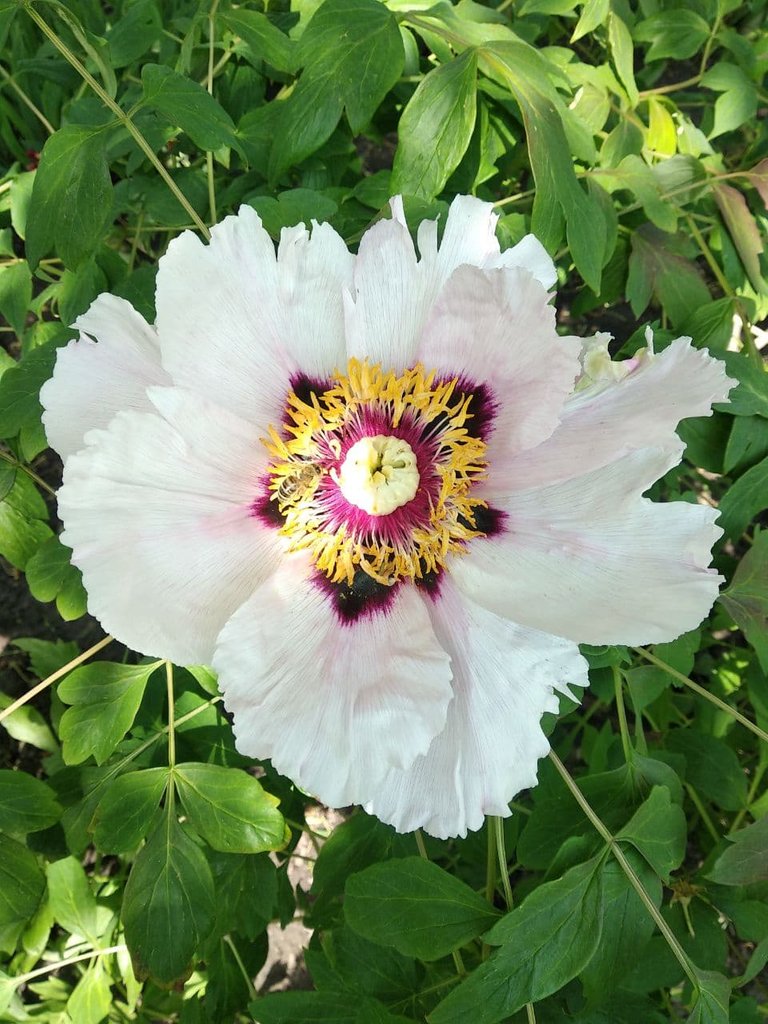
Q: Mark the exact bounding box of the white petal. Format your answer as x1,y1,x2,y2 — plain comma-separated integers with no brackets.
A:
58,388,281,665
40,294,169,460
452,447,724,646
490,337,735,497
155,207,352,428
366,578,588,839
212,568,453,808
346,196,557,371
417,265,581,456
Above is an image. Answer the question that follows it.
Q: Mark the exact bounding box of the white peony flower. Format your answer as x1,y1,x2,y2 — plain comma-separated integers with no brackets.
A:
40,196,734,839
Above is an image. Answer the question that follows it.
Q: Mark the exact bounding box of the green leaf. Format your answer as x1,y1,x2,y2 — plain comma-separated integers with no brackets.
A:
667,731,748,811
219,9,296,73
580,851,662,1002
250,991,411,1024
571,0,609,42
718,352,768,418
0,692,58,754
713,183,766,293
627,225,711,327
595,155,677,233
0,341,57,440
25,125,113,270
67,962,112,1024
718,455,768,540
312,813,393,909
141,64,238,150
635,11,710,61
174,762,285,854
0,261,31,337
682,299,737,355
46,856,102,945
247,189,338,238
0,770,61,835
616,786,687,880
58,661,160,765
0,476,52,569
105,0,161,67
0,835,45,955
430,857,604,1024
687,970,731,1023
14,637,79,679
344,857,499,961
706,814,768,886
24,535,79,603
608,12,638,106
701,63,758,139
92,767,170,853
269,0,403,178
392,49,478,199
122,814,216,985
646,97,676,156
481,41,606,291
719,531,768,672
725,416,768,473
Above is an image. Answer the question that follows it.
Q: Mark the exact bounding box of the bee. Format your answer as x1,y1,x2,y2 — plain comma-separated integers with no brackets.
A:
273,462,323,507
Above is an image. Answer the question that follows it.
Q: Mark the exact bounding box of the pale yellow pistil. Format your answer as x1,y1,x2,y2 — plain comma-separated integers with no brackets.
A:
336,435,419,516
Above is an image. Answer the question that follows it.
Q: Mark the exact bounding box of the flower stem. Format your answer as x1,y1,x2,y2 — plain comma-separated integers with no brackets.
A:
23,2,210,240
548,750,699,990
0,635,113,726
612,665,633,763
633,647,768,744
489,816,514,910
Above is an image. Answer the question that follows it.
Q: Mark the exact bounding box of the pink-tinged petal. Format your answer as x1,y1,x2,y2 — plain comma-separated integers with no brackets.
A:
346,196,557,372
452,447,724,646
366,578,587,839
155,207,352,428
58,388,281,665
488,338,735,499
417,265,581,456
212,568,453,808
40,294,170,461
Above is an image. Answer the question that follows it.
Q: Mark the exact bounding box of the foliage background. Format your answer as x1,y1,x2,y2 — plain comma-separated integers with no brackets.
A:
0,0,767,1021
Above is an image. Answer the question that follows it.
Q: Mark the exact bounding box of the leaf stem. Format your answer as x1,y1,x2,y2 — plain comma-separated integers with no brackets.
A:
685,783,720,845
526,1004,537,1024
548,750,699,990
165,661,176,770
633,647,768,745
0,448,56,496
23,2,210,240
223,934,256,1000
0,63,55,134
206,0,220,226
0,635,113,726
415,829,466,977
612,665,633,763
9,944,126,987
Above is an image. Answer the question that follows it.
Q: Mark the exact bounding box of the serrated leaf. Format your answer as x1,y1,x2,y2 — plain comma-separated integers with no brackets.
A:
122,814,216,985
58,661,160,765
219,9,296,73
430,857,604,1024
174,763,285,854
707,814,768,886
269,0,403,178
25,125,114,270
0,835,45,955
345,857,499,961
141,64,237,150
616,786,686,880
392,49,478,199
92,768,170,853
0,770,61,835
